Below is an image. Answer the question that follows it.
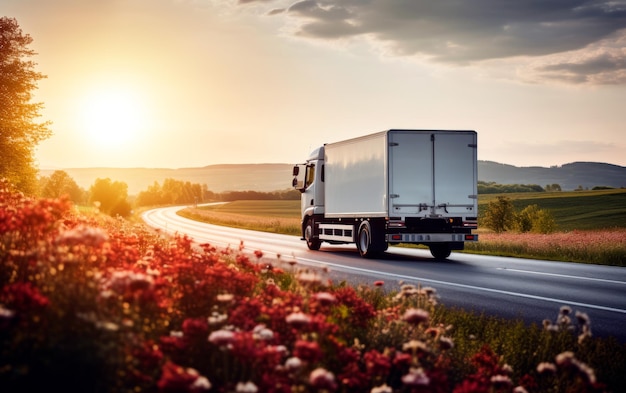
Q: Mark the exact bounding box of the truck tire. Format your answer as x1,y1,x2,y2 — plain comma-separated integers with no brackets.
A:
304,218,321,250
357,221,373,257
429,243,452,260
358,221,387,258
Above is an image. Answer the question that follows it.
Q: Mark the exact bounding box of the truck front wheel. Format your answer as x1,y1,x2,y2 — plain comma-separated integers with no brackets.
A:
304,218,321,250
429,244,452,260
357,221,373,257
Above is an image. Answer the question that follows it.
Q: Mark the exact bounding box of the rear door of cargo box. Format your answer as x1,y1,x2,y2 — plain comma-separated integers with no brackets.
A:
388,130,477,218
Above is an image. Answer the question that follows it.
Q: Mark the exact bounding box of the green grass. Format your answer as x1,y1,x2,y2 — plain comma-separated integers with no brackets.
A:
200,200,300,218
478,189,626,230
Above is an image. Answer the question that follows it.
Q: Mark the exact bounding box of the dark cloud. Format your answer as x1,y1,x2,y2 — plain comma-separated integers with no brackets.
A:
283,1,625,60
536,52,626,84
254,0,626,84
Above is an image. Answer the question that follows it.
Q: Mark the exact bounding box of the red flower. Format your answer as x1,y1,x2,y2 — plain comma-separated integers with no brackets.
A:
293,340,322,363
157,361,209,392
182,318,209,338
0,282,50,311
364,349,391,377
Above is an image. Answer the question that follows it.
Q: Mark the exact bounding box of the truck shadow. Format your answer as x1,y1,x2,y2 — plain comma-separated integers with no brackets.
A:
318,247,465,265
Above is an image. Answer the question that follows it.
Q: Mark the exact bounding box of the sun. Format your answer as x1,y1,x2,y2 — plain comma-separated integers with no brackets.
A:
79,87,146,148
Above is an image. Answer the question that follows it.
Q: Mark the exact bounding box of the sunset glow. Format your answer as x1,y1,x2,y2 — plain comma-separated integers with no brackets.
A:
78,87,146,148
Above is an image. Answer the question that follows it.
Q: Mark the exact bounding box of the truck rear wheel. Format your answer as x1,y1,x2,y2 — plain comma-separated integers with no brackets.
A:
429,244,452,260
304,218,321,250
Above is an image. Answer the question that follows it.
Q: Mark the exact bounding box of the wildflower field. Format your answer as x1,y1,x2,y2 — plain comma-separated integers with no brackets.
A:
465,230,626,266
1,180,625,392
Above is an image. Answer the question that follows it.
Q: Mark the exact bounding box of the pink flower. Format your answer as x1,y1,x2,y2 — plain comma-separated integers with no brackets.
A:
491,375,513,389
313,292,337,306
555,351,575,367
208,329,235,347
402,367,430,387
286,311,311,328
536,362,556,374
252,324,274,341
236,381,258,392
56,225,108,247
309,368,336,391
439,336,454,350
285,357,302,371
402,308,430,325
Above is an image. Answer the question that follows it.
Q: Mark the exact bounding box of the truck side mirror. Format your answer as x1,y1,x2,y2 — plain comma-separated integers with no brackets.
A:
292,166,300,176
292,177,298,188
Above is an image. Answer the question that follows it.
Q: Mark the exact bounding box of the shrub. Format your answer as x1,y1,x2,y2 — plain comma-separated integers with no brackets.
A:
515,204,557,234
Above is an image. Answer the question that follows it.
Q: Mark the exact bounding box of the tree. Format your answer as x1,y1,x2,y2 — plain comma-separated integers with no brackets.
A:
515,204,557,234
89,178,131,217
545,184,562,192
482,196,516,233
0,17,51,194
39,170,85,204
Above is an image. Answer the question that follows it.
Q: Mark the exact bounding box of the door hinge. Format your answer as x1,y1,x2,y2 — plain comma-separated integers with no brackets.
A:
389,142,399,147
390,194,399,198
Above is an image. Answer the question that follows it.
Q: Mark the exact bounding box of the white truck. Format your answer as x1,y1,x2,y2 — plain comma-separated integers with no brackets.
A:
292,129,478,259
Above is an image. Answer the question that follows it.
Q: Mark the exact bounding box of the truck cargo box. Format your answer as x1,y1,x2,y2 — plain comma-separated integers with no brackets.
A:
324,129,478,221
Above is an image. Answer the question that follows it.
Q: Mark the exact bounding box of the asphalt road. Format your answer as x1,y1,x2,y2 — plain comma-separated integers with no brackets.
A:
142,205,626,342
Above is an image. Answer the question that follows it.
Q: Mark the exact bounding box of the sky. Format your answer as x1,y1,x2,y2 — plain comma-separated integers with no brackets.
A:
5,0,626,169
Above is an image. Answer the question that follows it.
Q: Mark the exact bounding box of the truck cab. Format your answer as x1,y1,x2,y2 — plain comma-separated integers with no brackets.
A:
292,147,325,250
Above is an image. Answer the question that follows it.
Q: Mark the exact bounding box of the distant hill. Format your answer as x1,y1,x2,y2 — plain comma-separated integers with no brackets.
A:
40,161,626,195
478,161,626,191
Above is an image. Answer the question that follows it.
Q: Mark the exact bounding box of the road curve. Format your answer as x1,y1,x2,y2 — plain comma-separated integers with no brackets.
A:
142,205,626,342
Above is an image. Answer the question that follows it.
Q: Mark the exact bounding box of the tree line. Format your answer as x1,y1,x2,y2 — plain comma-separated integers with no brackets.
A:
38,170,299,218
478,181,562,194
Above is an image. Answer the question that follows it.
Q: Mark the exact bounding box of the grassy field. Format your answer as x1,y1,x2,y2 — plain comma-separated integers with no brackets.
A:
179,200,301,236
179,189,626,266
478,188,626,231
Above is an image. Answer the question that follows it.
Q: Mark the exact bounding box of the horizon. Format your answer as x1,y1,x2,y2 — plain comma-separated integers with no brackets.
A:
38,159,626,172
7,1,626,169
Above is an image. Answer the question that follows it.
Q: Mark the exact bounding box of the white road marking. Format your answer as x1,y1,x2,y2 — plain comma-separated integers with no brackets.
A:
496,267,626,285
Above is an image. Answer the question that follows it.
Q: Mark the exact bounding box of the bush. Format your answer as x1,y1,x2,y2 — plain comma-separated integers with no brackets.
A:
515,204,557,234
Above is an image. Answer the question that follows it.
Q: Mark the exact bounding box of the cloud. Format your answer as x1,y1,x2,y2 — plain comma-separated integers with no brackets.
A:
248,0,626,84
522,30,626,84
